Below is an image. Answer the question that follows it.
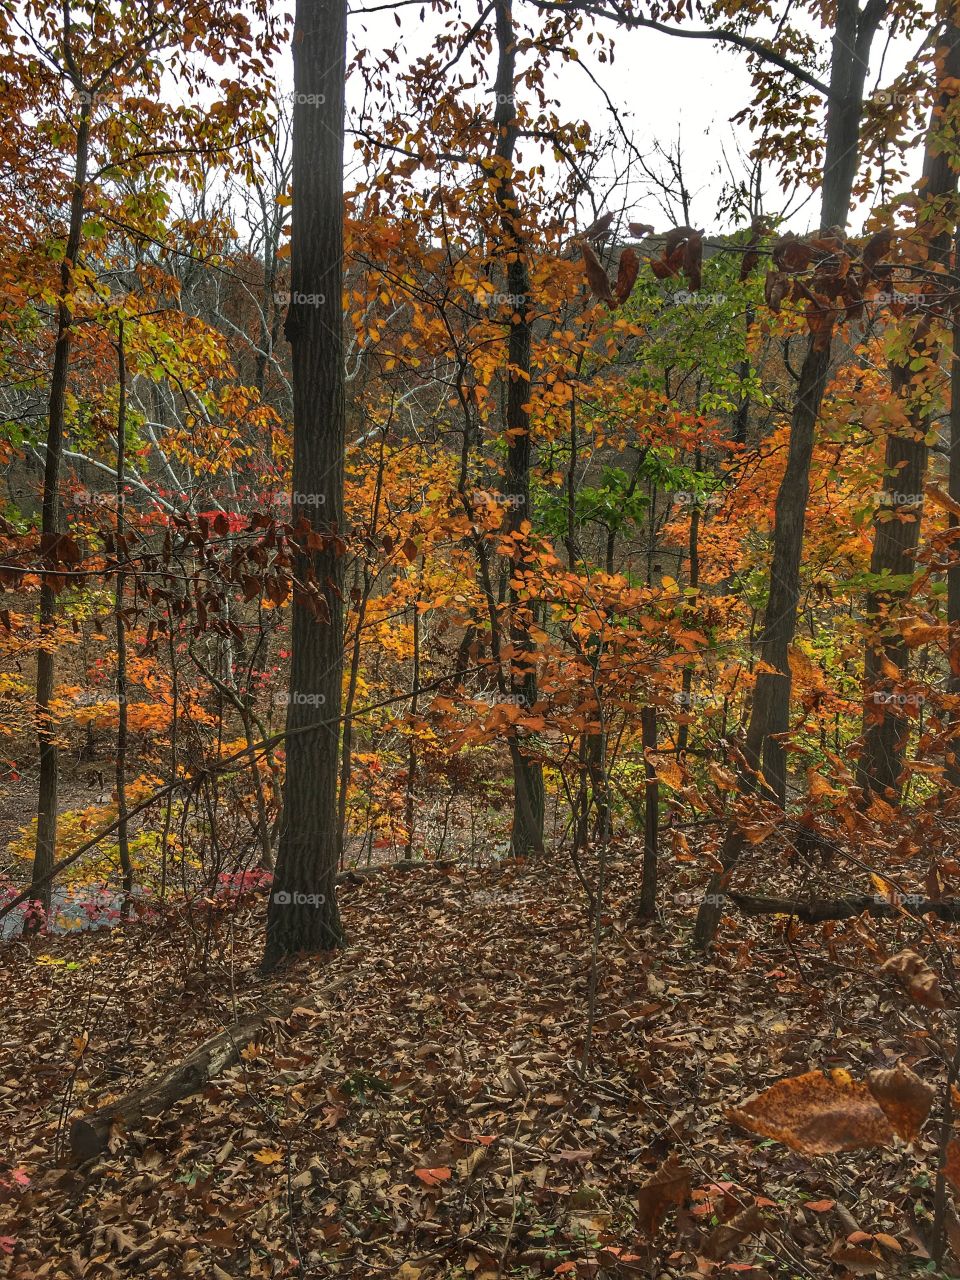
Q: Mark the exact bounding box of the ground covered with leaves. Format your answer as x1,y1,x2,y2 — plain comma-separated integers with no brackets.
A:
0,847,953,1279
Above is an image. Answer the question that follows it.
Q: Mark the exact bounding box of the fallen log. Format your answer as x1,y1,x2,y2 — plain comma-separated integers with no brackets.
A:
68,863,457,1162
726,892,960,923
70,977,350,1162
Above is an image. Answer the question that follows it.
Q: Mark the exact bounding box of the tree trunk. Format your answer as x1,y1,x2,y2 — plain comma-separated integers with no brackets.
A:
262,0,348,970
493,0,544,857
948,230,960,786
694,0,886,947
744,0,884,807
114,321,133,909
638,706,659,919
31,98,92,920
858,14,960,797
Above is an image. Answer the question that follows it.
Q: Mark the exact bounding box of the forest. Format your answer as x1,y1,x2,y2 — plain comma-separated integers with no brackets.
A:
1,0,959,1274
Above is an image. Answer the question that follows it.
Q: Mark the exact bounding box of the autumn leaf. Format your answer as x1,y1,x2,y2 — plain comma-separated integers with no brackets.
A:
727,1069,895,1154
582,210,615,241
414,1166,451,1186
866,1064,934,1141
881,950,945,1010
943,1139,960,1194
636,1156,691,1234
253,1148,284,1165
580,241,615,305
614,247,640,306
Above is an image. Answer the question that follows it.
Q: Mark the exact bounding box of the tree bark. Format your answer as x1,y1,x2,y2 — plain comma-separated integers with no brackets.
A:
858,14,960,797
493,0,545,857
948,230,960,786
638,706,659,919
114,321,133,908
31,94,91,920
262,0,348,970
745,0,886,807
694,0,887,947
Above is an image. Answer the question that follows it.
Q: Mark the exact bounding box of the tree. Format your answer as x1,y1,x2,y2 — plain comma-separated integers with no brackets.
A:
858,11,960,796
262,0,349,969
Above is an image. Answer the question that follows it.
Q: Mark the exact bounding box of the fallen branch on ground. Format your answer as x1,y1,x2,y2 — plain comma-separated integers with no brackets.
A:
726,892,960,923
70,975,351,1161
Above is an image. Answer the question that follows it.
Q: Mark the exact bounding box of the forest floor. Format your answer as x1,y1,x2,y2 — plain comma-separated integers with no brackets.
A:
0,842,953,1279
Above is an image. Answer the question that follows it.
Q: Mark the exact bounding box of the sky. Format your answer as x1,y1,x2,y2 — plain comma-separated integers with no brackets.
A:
333,0,930,236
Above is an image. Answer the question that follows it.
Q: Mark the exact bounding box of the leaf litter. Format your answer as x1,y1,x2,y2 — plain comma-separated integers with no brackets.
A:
0,846,952,1278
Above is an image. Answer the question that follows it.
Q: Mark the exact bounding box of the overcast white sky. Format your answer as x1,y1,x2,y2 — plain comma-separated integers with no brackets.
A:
332,0,928,236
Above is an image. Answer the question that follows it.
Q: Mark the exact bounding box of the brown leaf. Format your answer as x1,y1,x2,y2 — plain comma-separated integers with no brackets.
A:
772,233,813,272
614,247,640,306
636,1156,691,1235
942,1140,960,1199
863,228,893,268
628,221,654,239
581,242,615,304
726,1069,895,1154
582,210,615,241
866,1065,934,1141
702,1204,765,1260
682,232,703,292
764,271,790,313
881,950,945,1010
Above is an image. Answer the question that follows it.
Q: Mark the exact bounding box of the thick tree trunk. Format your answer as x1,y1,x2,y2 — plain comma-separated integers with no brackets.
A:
262,0,348,970
858,15,960,797
31,101,91,920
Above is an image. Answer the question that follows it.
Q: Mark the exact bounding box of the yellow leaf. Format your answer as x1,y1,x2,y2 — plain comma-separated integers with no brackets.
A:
253,1148,284,1165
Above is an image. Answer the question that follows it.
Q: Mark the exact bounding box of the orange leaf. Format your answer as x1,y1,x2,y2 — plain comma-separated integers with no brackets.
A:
414,1166,451,1186
727,1069,895,1155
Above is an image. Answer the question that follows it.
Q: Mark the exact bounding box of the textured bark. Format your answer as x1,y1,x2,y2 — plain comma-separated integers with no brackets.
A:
638,706,659,919
262,0,348,969
694,0,886,947
949,234,960,786
114,323,132,906
32,97,92,919
745,0,885,808
858,16,960,797
493,0,544,857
